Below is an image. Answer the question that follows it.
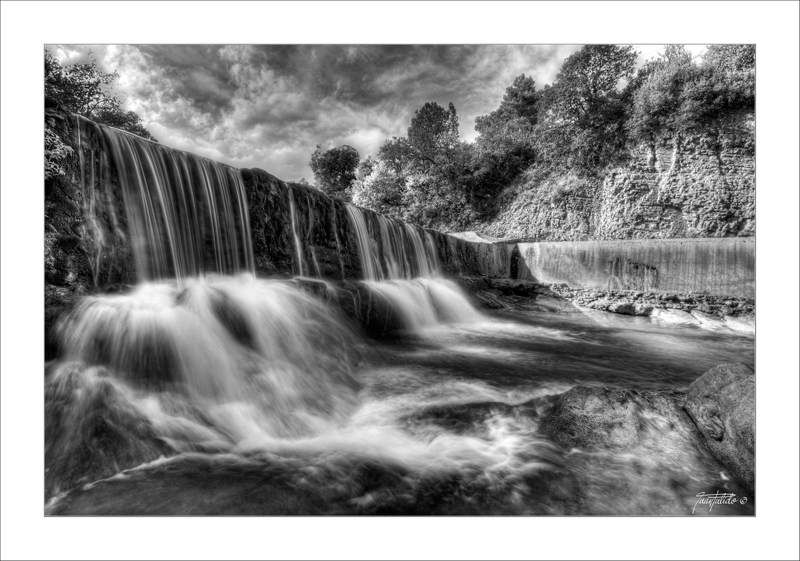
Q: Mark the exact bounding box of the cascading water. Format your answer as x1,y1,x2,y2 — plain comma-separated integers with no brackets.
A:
287,187,309,277
46,118,754,517
344,203,481,329
80,118,255,281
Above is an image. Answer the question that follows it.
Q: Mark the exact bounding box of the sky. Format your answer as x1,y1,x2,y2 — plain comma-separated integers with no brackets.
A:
47,44,707,182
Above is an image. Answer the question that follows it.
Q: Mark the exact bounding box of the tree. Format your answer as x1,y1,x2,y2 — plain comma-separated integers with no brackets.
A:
351,160,406,216
45,48,157,141
703,44,755,72
377,137,413,174
492,74,539,124
406,102,460,173
627,44,755,142
309,144,360,200
628,45,698,141
472,74,539,199
536,45,638,168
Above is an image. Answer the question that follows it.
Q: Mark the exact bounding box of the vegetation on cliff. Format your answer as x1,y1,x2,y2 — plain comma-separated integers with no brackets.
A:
45,49,156,179
308,45,755,233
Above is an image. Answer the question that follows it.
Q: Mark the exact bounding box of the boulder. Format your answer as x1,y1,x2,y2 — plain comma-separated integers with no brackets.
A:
607,301,636,315
684,363,755,491
538,385,695,450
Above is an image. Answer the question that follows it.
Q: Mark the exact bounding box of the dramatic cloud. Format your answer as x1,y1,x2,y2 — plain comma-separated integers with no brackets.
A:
46,44,698,181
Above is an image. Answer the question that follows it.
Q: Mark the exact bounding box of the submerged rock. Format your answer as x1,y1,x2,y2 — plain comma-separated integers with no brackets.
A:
684,363,755,491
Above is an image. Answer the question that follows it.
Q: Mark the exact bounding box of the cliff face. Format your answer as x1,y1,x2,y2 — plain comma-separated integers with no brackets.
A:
479,109,755,241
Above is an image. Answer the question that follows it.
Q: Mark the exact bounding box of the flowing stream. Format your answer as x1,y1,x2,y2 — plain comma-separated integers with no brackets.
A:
45,124,754,515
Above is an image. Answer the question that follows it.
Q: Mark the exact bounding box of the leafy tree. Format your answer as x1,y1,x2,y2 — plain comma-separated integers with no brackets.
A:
351,160,406,215
628,45,697,141
628,44,755,142
355,156,377,180
45,49,157,141
309,144,360,200
535,45,638,168
405,102,460,173
473,74,539,200
703,44,755,72
377,137,413,174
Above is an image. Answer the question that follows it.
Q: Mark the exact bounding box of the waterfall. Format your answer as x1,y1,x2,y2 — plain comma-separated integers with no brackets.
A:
344,203,481,329
82,119,254,281
287,188,308,277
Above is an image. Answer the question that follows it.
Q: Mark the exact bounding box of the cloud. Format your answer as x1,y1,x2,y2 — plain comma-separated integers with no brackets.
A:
45,44,644,181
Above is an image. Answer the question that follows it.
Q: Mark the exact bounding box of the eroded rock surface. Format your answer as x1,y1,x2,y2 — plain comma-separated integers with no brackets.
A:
684,363,755,490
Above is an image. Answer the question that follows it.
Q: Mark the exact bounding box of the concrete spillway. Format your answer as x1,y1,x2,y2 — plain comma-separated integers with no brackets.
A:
514,237,754,298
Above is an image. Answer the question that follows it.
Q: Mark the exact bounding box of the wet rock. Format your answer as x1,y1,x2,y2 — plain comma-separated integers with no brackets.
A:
684,364,755,491
724,314,754,334
651,308,699,325
539,385,695,450
691,310,726,329
607,301,636,315
45,284,89,361
45,363,174,499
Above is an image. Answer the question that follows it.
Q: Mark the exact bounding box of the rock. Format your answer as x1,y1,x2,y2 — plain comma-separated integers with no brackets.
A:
684,364,755,491
724,314,754,334
651,308,699,325
691,310,727,329
634,303,654,316
584,299,611,311
539,385,695,450
45,363,174,499
607,301,636,315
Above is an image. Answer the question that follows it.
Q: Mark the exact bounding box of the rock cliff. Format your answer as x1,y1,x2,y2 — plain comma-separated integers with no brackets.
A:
479,109,754,241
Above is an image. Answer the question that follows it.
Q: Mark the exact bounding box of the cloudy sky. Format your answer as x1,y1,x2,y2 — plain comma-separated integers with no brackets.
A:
47,44,705,182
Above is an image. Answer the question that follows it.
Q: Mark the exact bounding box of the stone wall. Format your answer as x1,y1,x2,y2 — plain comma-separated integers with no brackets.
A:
516,237,754,298
479,109,755,241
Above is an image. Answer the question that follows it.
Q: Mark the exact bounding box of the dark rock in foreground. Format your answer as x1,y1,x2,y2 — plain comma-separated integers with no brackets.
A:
538,385,697,450
684,363,755,491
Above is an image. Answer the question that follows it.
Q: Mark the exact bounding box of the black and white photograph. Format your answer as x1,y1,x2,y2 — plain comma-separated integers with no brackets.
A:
2,2,799,560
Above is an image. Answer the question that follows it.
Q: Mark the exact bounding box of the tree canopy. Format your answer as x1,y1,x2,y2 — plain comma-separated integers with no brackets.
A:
309,144,360,200
328,44,754,230
45,49,157,141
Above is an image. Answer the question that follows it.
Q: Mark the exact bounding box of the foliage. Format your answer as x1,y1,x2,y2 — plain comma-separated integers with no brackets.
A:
351,161,406,216
703,44,755,72
534,45,638,169
405,102,461,175
315,44,755,232
309,144,360,200
45,118,74,180
628,44,755,141
45,49,157,141
472,74,538,201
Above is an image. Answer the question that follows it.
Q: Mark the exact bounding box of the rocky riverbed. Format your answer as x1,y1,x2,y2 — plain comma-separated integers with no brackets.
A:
461,277,755,334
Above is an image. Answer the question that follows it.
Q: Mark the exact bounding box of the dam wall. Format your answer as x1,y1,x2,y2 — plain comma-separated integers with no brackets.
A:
515,237,754,298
